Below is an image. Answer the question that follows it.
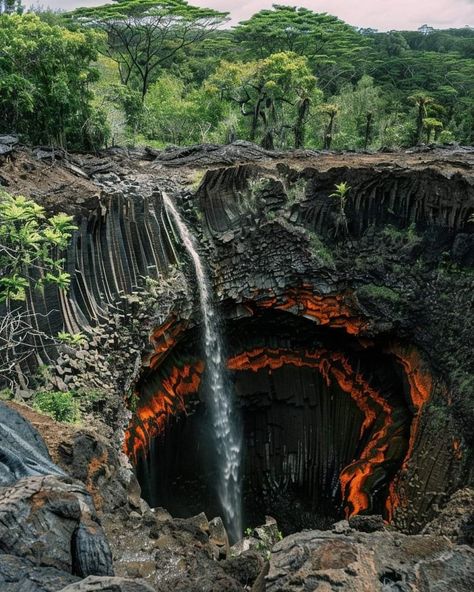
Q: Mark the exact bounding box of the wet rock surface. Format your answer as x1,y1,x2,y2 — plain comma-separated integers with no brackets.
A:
102,504,260,592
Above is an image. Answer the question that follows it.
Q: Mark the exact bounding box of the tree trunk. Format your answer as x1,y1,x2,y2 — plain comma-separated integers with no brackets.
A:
294,97,309,149
416,104,424,144
364,112,373,150
323,113,335,150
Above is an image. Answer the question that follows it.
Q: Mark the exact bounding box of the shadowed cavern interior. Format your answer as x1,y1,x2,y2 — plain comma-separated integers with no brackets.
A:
131,307,414,535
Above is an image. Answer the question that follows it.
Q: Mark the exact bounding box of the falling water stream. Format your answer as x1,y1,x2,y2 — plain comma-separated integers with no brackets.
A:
162,192,242,543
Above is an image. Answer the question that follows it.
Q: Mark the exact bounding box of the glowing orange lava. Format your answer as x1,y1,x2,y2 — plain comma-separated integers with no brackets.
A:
384,345,432,521
230,347,395,517
254,287,368,335
125,361,204,461
147,316,187,370
125,346,399,517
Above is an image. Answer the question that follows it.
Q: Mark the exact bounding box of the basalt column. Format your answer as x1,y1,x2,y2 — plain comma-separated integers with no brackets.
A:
127,309,413,534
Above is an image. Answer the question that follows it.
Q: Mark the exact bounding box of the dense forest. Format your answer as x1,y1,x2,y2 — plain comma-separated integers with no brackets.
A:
0,0,473,151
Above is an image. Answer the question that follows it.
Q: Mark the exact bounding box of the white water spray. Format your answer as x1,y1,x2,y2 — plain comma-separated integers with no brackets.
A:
162,192,242,542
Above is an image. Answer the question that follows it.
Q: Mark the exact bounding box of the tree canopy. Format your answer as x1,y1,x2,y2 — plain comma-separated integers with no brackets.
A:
233,6,370,92
72,0,229,100
0,13,108,147
0,3,472,150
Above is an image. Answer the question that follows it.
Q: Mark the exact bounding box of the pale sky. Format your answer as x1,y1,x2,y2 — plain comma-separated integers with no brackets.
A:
28,0,474,30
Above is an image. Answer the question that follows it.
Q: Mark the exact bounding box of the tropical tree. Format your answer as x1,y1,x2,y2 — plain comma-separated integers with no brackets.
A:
423,117,443,143
207,52,319,149
330,182,351,237
0,191,77,385
320,104,339,149
0,193,77,303
0,0,22,14
72,0,228,101
143,74,215,144
409,93,434,144
233,6,370,92
0,13,108,148
330,76,385,150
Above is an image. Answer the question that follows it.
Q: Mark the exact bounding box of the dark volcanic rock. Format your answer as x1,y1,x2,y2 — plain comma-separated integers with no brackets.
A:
220,551,264,586
266,529,474,591
0,402,65,486
0,554,79,592
57,430,140,515
0,474,113,577
348,514,386,533
151,141,291,167
0,403,114,587
59,575,154,591
423,487,474,545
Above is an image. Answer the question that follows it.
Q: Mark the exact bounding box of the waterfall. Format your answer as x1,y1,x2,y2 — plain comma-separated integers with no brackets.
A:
162,192,242,543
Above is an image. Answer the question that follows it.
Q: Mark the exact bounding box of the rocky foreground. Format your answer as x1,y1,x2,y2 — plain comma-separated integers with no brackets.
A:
1,395,473,591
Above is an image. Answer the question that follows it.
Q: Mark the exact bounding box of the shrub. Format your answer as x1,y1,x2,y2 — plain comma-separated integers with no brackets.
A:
33,390,80,423
356,283,402,305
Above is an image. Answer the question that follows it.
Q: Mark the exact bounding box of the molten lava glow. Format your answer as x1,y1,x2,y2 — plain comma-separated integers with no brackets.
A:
452,438,462,460
255,287,367,335
148,316,187,370
384,345,432,521
229,347,395,517
125,361,204,461
125,346,399,517
125,292,431,521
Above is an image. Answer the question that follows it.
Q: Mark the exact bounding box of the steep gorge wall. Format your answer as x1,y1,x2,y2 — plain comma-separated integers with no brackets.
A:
1,145,473,533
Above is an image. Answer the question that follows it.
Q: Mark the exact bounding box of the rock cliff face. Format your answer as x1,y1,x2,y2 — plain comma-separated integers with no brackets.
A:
0,142,473,590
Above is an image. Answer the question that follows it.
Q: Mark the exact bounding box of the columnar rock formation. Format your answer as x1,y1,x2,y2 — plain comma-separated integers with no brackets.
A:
0,143,473,590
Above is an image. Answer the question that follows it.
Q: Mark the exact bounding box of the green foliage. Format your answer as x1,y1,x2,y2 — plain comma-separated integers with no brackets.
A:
0,13,108,148
143,75,212,144
0,388,13,400
233,6,370,94
0,192,76,303
0,1,23,15
307,233,334,268
329,76,385,149
33,390,80,423
207,52,319,148
356,283,402,305
381,223,421,247
2,5,473,150
330,182,351,237
71,0,228,100
57,332,87,346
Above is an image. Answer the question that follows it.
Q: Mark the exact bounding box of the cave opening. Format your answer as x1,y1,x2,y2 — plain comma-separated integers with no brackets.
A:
133,309,413,536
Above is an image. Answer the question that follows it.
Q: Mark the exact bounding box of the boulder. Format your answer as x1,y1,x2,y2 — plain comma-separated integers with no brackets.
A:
422,487,474,545
0,474,113,577
265,529,474,591
0,402,65,486
59,575,154,591
0,554,79,592
348,514,386,533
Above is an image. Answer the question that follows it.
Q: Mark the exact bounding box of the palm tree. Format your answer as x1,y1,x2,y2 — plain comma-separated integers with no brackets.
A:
409,93,434,144
330,181,351,237
423,117,443,143
321,104,339,149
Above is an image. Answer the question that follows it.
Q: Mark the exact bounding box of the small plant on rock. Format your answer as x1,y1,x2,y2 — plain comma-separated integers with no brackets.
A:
330,181,351,237
57,332,87,347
